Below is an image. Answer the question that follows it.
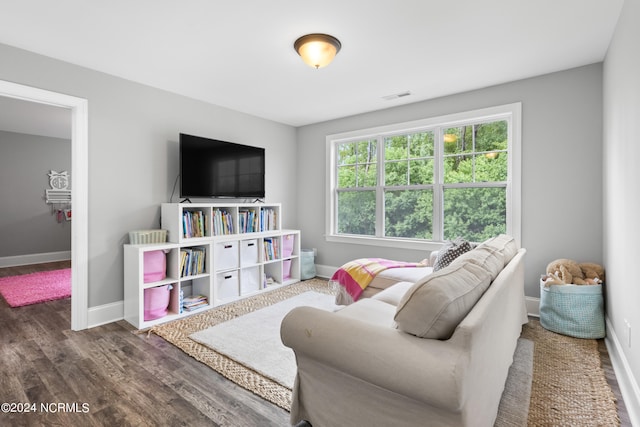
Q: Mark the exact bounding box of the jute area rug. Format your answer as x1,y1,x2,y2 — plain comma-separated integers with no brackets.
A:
150,278,620,426
521,319,620,426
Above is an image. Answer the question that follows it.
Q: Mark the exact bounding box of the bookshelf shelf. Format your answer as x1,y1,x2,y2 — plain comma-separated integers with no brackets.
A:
124,202,300,329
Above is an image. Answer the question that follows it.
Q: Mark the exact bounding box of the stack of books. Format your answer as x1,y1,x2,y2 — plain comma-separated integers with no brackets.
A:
183,294,208,312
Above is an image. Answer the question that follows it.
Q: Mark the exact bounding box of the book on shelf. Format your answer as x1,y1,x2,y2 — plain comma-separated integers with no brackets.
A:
213,209,234,235
263,237,279,261
182,210,206,238
183,294,208,312
239,209,258,233
179,247,206,277
260,208,277,232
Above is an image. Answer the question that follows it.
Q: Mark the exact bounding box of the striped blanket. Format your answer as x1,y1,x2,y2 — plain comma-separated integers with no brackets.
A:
331,258,427,302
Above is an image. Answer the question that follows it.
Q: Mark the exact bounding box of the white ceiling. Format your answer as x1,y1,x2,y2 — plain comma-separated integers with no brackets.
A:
0,1,624,130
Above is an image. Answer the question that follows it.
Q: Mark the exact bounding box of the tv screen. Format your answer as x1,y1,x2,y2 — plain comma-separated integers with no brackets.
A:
180,133,265,199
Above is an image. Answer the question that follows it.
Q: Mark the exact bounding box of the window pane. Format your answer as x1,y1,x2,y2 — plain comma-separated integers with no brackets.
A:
357,163,377,187
384,135,407,160
409,159,433,185
337,191,376,235
385,189,433,239
337,140,378,188
475,153,507,182
338,142,356,166
475,120,507,152
337,165,356,188
356,140,377,163
385,161,407,186
385,131,434,186
443,154,474,183
408,132,434,157
443,187,506,242
443,126,473,154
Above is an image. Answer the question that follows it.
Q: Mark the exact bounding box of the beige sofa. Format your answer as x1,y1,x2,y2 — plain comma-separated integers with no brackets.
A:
281,235,527,427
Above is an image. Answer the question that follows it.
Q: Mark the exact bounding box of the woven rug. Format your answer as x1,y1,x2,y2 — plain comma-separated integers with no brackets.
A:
521,319,620,426
189,291,339,389
150,278,620,425
150,280,334,410
0,268,71,307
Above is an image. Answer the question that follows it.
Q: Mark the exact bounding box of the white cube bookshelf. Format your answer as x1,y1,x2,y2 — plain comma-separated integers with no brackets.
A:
124,202,300,329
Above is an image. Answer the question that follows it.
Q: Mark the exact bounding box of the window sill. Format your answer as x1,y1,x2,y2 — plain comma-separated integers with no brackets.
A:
325,234,444,252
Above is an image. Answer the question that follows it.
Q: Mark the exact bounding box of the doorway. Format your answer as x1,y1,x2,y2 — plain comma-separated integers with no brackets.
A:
0,80,88,330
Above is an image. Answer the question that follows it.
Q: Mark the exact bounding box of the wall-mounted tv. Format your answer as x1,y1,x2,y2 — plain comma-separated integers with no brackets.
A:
179,133,265,199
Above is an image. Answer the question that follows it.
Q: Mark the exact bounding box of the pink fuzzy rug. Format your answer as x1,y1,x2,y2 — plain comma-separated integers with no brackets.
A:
0,268,71,307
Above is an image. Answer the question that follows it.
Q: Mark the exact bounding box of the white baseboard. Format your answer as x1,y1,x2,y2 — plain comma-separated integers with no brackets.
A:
315,264,333,279
87,300,124,328
526,296,540,318
605,316,640,427
0,251,71,268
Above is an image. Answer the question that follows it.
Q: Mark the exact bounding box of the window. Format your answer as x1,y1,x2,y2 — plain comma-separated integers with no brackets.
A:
326,103,521,249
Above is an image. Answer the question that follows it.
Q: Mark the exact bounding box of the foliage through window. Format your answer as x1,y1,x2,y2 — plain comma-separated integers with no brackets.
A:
327,104,520,245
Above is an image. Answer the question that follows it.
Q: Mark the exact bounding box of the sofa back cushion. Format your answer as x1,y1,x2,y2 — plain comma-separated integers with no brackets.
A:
448,245,504,281
394,260,492,339
477,234,517,266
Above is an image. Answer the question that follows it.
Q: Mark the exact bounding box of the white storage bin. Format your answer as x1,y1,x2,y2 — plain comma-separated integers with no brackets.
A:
216,271,239,300
240,239,259,266
215,241,238,271
240,267,261,294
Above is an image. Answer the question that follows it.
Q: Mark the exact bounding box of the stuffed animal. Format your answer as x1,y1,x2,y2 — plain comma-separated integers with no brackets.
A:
541,272,566,287
546,258,587,285
579,262,605,284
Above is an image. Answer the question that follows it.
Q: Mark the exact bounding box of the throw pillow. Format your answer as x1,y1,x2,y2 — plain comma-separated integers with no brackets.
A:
432,238,472,271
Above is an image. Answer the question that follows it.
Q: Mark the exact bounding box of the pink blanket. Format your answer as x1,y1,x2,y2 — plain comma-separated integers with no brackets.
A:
331,258,426,302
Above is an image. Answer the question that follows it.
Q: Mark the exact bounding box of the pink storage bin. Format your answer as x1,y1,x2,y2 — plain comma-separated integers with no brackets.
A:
144,284,172,321
143,250,167,283
282,235,295,258
281,235,295,280
283,260,292,280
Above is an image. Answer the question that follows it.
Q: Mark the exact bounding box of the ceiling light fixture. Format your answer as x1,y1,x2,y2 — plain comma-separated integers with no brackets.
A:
294,33,341,69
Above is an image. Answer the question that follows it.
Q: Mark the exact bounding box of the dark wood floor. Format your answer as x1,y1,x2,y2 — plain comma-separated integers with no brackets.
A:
0,262,289,426
0,262,632,426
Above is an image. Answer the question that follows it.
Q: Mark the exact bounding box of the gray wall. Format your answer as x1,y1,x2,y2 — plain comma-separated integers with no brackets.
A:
0,43,298,308
603,0,640,414
0,130,71,257
296,63,603,299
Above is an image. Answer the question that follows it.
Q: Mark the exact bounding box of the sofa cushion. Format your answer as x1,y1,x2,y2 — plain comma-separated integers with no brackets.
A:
478,234,517,266
448,245,504,281
432,238,473,271
335,298,398,328
394,261,492,339
371,281,414,306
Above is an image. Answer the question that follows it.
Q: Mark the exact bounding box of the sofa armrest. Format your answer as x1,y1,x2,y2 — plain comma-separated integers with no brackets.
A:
281,305,467,412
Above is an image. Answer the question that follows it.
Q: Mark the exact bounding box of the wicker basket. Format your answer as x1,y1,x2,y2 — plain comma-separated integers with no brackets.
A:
539,280,605,339
129,229,168,244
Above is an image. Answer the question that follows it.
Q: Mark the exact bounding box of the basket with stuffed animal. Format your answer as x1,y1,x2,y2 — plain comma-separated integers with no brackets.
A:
539,259,605,339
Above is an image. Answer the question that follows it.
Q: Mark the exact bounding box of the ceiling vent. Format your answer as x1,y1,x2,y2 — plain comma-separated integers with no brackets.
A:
382,91,411,101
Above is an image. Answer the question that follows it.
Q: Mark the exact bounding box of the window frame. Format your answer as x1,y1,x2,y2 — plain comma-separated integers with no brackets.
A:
325,103,522,250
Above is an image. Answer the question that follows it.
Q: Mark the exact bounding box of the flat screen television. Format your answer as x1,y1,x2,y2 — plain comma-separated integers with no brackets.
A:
179,133,265,199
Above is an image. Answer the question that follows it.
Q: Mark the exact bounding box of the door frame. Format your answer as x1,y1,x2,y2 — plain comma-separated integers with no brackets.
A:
0,79,88,330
